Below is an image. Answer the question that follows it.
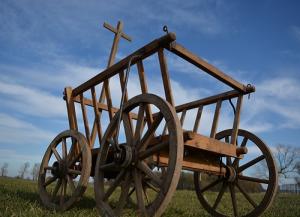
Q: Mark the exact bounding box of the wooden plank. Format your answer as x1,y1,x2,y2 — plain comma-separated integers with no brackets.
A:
175,90,240,113
137,60,153,125
80,94,91,146
167,43,254,93
231,95,243,145
91,87,102,146
72,33,176,97
150,131,238,157
210,100,222,138
193,106,203,133
153,154,226,175
158,48,175,105
185,133,237,157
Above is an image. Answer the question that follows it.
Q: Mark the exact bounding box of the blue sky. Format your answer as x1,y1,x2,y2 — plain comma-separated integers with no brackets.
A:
0,0,300,178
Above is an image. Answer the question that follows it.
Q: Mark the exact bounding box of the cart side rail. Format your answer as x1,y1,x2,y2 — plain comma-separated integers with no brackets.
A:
72,33,176,97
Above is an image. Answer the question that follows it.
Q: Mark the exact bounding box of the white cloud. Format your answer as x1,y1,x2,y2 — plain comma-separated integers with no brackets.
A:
0,80,65,118
291,25,300,42
0,113,55,145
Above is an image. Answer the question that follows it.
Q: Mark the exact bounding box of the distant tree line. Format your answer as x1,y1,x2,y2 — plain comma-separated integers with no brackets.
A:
0,162,40,180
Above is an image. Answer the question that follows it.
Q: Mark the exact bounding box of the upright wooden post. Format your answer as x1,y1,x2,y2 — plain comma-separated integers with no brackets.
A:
90,21,132,147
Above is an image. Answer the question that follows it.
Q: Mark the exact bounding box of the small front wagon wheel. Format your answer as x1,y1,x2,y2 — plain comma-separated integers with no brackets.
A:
94,94,183,217
38,130,91,211
194,129,278,217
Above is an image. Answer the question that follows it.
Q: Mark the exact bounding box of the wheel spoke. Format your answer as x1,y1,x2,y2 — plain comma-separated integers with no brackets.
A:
44,166,54,171
137,161,162,188
52,148,62,161
134,104,145,145
238,175,269,184
240,137,248,147
103,169,126,201
68,152,82,167
52,179,62,198
67,175,76,193
201,178,223,193
99,162,119,171
133,169,147,216
60,178,66,206
238,155,265,173
236,182,257,208
139,140,168,160
62,138,67,159
44,176,57,187
115,172,131,215
144,181,159,193
138,113,163,151
212,182,227,210
229,184,238,217
225,136,229,143
68,169,81,175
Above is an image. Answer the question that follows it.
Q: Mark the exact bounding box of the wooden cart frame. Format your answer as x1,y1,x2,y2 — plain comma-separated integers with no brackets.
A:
38,22,278,217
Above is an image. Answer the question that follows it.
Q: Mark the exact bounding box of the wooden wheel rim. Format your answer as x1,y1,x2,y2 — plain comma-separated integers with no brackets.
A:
38,130,91,211
94,94,183,217
194,129,278,217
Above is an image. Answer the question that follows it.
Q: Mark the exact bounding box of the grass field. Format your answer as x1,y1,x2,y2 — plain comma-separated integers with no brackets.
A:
0,177,299,217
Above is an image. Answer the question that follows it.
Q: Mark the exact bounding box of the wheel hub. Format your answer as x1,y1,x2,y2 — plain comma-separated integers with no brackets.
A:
51,160,68,178
114,145,133,168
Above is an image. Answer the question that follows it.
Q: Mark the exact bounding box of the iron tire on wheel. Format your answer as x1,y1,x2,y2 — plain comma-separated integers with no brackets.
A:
38,130,91,211
194,129,278,217
94,93,183,217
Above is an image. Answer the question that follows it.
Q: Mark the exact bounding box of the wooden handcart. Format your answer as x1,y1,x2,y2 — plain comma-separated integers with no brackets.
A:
38,21,278,217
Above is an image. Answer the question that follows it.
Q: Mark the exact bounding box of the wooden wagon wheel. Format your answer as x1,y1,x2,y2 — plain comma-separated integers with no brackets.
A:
94,93,183,217
194,129,278,217
38,130,91,211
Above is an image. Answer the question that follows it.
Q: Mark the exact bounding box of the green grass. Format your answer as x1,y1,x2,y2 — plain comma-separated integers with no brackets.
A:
0,177,299,217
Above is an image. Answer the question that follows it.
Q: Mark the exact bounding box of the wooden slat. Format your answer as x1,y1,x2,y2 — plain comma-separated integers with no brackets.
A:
72,33,176,97
137,60,153,125
119,70,133,133
210,100,222,138
91,87,102,145
158,48,174,105
231,95,243,145
175,90,240,113
80,94,91,146
180,110,187,126
104,80,114,120
167,43,253,93
73,95,138,120
193,106,203,133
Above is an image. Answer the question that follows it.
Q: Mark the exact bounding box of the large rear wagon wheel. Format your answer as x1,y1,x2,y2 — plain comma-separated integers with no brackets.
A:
38,130,91,211
194,129,278,217
94,94,183,217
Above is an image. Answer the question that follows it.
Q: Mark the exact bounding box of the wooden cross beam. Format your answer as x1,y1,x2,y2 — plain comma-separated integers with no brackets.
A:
103,21,132,67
